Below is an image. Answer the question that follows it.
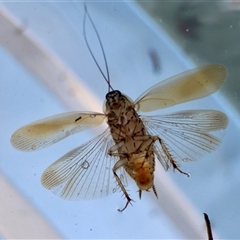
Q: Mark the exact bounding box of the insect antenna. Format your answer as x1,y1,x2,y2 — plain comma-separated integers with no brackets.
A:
83,4,113,92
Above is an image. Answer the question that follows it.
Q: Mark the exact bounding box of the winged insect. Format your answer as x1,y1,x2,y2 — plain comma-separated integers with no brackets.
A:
11,5,228,211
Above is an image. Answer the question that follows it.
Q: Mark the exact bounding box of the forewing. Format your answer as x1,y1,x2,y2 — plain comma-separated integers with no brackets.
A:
135,64,227,112
11,112,106,151
141,110,228,170
41,128,127,200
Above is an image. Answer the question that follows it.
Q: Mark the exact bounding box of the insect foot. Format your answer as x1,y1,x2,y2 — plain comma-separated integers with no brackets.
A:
118,195,134,212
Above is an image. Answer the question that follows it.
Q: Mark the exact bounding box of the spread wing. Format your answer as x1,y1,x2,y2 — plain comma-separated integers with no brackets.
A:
41,128,127,200
11,112,106,151
141,110,228,170
135,64,227,112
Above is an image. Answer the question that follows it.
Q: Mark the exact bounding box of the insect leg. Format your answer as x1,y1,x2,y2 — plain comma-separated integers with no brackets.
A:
108,135,158,156
158,138,190,177
138,135,189,176
107,141,125,156
152,183,158,199
113,158,134,212
133,135,158,152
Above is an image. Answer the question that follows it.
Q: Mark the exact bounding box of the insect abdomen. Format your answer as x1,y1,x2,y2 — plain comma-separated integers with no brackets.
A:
125,151,155,191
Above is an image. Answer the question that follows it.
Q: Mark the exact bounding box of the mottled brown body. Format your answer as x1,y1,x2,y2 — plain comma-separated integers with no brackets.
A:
105,90,158,211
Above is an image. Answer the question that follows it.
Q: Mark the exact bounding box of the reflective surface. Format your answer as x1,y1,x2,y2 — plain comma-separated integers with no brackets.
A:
1,2,240,239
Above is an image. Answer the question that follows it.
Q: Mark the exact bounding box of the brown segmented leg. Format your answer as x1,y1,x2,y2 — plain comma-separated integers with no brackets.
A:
133,135,158,152
108,141,125,155
152,183,158,198
158,138,190,177
112,158,134,212
108,135,156,156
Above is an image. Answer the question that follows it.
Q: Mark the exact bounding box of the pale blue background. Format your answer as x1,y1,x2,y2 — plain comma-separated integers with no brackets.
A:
1,1,240,239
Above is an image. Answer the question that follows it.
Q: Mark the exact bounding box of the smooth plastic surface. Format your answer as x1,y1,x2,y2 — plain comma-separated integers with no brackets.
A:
1,2,239,239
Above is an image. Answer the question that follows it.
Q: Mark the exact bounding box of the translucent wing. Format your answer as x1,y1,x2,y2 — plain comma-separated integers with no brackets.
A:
135,64,227,112
141,110,228,170
11,112,106,151
41,128,127,200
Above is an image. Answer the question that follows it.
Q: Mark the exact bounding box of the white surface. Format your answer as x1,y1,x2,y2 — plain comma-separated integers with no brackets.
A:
1,1,240,239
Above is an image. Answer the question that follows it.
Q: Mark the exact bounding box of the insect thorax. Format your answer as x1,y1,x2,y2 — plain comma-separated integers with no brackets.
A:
105,90,146,146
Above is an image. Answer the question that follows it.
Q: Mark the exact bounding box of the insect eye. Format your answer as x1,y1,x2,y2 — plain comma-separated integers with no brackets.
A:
105,92,111,100
115,90,121,96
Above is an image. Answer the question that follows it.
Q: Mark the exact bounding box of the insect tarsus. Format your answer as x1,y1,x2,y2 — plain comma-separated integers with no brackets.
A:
159,138,190,177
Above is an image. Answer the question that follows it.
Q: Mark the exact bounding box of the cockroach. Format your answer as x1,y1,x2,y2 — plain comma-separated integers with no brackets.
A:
11,5,228,211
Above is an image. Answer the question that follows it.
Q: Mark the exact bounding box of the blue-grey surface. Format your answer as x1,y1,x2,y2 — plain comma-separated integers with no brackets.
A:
1,1,240,239
139,1,240,113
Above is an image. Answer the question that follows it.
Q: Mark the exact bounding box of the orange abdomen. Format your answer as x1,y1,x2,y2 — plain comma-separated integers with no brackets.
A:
124,152,155,191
